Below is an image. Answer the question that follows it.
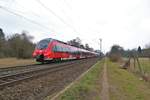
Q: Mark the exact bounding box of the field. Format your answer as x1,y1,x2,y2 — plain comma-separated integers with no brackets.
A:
139,58,150,73
50,58,150,100
0,58,36,68
107,59,150,100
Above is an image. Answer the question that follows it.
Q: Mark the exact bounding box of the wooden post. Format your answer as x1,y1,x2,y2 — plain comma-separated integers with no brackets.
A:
136,56,143,75
133,56,136,70
128,57,131,68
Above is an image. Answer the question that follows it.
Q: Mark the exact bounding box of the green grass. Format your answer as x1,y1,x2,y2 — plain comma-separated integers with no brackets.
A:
107,59,150,100
139,58,150,74
54,59,104,100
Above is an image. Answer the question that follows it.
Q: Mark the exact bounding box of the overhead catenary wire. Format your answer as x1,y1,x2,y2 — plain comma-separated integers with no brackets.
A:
36,0,80,34
12,0,45,19
0,5,55,35
12,0,74,29
11,0,57,29
1,0,42,19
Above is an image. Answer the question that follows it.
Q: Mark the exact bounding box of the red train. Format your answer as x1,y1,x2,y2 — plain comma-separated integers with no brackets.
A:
32,38,98,62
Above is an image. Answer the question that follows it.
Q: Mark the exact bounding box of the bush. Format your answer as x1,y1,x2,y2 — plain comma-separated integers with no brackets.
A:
109,53,121,62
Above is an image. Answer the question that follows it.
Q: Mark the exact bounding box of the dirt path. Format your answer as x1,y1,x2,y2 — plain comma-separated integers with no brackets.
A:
101,59,109,100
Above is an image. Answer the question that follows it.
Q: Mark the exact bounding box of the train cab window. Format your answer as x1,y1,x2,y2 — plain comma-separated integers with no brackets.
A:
36,38,52,50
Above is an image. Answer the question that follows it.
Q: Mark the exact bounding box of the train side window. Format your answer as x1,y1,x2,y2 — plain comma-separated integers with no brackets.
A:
62,46,68,52
52,45,61,52
62,47,65,52
52,46,57,52
53,45,79,53
67,48,69,52
66,48,69,53
68,48,70,53
66,48,69,52
56,46,60,52
58,45,62,52
64,47,68,52
71,48,74,53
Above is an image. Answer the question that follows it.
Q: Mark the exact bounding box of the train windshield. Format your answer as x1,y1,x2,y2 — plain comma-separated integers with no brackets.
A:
36,38,52,50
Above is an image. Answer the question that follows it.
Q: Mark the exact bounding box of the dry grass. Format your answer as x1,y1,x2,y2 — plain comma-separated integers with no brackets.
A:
107,59,150,100
0,58,36,68
139,58,150,73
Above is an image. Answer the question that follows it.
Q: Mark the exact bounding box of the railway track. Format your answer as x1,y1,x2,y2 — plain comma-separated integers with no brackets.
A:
0,59,79,76
0,59,90,88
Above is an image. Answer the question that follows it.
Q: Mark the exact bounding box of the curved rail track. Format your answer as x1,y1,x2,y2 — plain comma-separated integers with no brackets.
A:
0,59,93,88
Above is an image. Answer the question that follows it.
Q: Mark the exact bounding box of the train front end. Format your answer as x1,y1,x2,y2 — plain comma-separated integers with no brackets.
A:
32,38,53,62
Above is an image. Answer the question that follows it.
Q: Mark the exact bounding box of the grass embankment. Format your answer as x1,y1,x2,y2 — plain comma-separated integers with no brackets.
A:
50,59,104,100
0,58,35,68
107,59,150,100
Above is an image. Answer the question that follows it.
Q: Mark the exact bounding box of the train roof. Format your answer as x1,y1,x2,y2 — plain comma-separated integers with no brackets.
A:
42,38,99,54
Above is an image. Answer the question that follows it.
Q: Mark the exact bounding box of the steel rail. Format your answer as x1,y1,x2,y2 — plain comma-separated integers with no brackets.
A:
0,59,88,88
0,59,80,76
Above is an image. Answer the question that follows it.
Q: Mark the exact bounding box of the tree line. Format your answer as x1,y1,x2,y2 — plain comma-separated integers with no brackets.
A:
108,45,150,62
0,28,35,59
67,37,95,51
0,28,98,59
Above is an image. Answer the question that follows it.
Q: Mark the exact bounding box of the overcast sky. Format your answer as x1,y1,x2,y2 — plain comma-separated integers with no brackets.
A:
0,0,150,52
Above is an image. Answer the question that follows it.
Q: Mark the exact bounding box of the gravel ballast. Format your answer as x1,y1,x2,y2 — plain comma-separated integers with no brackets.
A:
0,58,99,100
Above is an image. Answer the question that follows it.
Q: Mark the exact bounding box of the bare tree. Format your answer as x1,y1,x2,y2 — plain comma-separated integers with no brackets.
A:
67,37,82,48
0,28,6,57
